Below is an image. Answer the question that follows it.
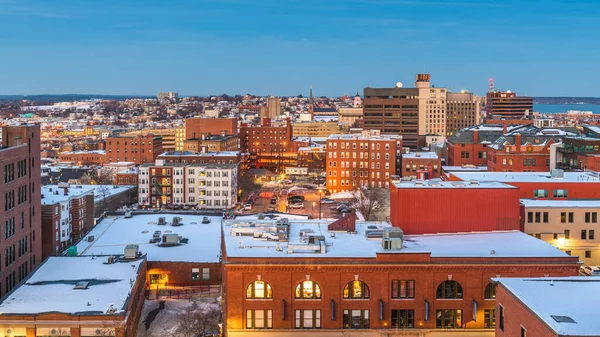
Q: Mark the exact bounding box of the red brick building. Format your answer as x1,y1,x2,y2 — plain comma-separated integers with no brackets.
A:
494,277,595,337
185,117,238,138
401,152,442,179
326,130,402,192
445,125,506,167
487,134,557,172
115,169,139,185
221,216,578,337
0,124,42,297
157,151,240,165
485,91,533,120
448,171,600,200
389,179,521,235
105,134,163,164
58,150,106,166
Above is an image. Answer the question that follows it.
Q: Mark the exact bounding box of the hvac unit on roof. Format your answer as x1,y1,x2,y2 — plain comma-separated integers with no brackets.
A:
158,217,166,225
124,244,139,259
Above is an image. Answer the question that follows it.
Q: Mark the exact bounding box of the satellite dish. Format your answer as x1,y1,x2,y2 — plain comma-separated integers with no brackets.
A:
395,82,403,88
506,90,512,93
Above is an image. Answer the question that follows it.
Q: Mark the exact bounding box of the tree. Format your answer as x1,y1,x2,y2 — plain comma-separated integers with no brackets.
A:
174,303,221,337
351,187,386,221
238,172,260,200
94,169,114,185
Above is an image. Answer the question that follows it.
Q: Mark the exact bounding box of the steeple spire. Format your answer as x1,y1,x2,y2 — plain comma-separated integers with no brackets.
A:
309,84,313,105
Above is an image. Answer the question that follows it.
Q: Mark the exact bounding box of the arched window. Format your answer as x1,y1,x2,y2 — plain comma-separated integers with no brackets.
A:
343,280,370,299
295,280,321,299
484,282,496,299
436,280,463,299
246,280,273,299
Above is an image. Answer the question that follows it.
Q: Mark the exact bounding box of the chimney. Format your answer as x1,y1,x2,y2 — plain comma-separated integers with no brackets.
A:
328,212,356,232
221,130,227,137
63,187,69,195
515,134,522,152
503,123,507,134
473,130,479,143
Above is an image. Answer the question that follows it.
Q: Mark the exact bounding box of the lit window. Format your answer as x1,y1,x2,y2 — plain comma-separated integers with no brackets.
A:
295,280,321,299
246,280,273,299
343,280,370,299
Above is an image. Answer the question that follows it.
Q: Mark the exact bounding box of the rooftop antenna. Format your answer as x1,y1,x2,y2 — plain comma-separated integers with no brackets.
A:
489,78,495,92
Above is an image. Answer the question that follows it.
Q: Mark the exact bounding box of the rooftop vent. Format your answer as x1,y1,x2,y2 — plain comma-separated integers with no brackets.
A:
551,315,577,324
172,216,182,226
469,179,479,185
73,281,90,290
551,169,564,179
124,244,139,259
158,217,166,225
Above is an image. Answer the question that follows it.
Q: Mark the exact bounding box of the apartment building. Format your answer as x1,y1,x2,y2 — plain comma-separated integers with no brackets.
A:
105,134,163,164
338,107,363,128
446,92,482,136
263,97,281,120
183,134,239,152
325,130,402,192
40,184,95,259
158,151,240,165
120,128,184,152
58,150,106,166
487,133,563,172
138,160,238,209
0,124,42,297
401,152,442,179
486,91,533,120
292,121,346,138
185,117,238,138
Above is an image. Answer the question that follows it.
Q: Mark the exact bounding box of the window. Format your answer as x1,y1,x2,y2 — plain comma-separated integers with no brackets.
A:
484,282,496,299
391,310,414,328
436,309,462,329
391,280,415,298
192,268,200,280
543,212,548,223
586,251,592,258
590,230,595,240
561,212,566,223
534,189,548,198
343,280,370,299
484,309,496,328
527,212,533,223
202,268,210,280
569,212,574,223
594,212,599,223
295,280,321,299
246,309,273,329
535,212,541,223
521,326,527,337
553,189,568,198
586,212,591,223
246,280,273,299
582,230,587,240
343,309,370,329
499,305,504,331
295,310,321,329
436,280,463,299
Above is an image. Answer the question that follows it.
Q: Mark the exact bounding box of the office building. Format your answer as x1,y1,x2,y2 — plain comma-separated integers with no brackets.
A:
446,92,482,136
183,134,239,152
486,91,533,120
105,134,163,165
185,117,238,138
263,97,281,120
401,152,442,179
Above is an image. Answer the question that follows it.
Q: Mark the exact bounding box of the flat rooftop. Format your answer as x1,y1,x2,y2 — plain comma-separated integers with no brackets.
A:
451,171,600,183
521,199,600,208
442,165,488,172
392,180,516,189
0,256,143,315
158,151,239,157
402,152,439,159
76,214,222,263
41,185,95,205
495,277,600,336
223,217,567,259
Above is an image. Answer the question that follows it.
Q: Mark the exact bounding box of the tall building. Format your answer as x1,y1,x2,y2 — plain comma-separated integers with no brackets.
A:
415,74,448,139
486,91,533,120
185,117,238,139
326,130,402,192
263,97,281,120
120,128,183,152
0,124,42,297
105,134,163,164
157,91,179,102
446,92,482,136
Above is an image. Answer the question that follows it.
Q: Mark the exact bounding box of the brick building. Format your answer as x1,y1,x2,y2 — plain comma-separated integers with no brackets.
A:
485,91,533,120
221,215,578,336
326,130,402,192
494,277,597,337
401,152,442,179
0,256,147,337
58,150,106,166
105,134,163,164
556,136,600,170
292,121,346,138
41,184,95,259
297,146,326,171
158,151,240,165
389,179,521,235
185,117,238,138
445,125,508,167
183,134,239,152
487,133,561,172
115,167,139,185
0,124,42,297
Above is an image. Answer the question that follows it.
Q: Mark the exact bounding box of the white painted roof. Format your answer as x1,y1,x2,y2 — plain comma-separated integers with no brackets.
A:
393,180,515,189
60,150,106,155
402,152,439,159
158,151,239,157
76,214,222,263
223,217,568,259
521,199,600,208
495,277,600,336
0,256,143,315
41,185,95,205
452,171,600,183
442,166,488,172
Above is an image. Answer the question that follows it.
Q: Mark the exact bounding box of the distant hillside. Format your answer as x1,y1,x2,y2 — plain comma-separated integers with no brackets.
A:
534,97,600,104
0,94,153,102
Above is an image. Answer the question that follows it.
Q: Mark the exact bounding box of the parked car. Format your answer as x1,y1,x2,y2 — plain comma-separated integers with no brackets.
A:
289,176,297,182
267,205,277,211
244,203,252,211
270,198,277,205
202,217,211,224
288,195,305,202
182,205,190,210
580,265,600,276
289,203,305,209
283,180,293,185
320,198,335,204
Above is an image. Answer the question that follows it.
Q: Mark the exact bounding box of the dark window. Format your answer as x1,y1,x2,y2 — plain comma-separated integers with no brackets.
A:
436,309,462,329
582,230,587,240
521,326,527,337
594,213,598,223
586,212,591,223
561,212,566,223
565,230,570,239
391,309,414,328
535,212,541,223
484,283,496,299
343,309,370,329
527,212,533,223
436,280,463,299
543,212,548,223
586,251,592,258
569,212,574,223
391,280,415,298
499,306,504,331
590,230,595,240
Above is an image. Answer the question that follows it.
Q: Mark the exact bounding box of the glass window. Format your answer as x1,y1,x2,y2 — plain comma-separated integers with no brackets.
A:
246,309,273,329
343,309,370,329
295,280,321,299
569,212,574,223
436,309,462,329
343,280,370,299
191,268,200,280
436,280,463,299
391,280,415,298
295,310,321,329
391,309,414,328
484,282,496,299
202,268,210,280
484,309,496,328
246,280,273,299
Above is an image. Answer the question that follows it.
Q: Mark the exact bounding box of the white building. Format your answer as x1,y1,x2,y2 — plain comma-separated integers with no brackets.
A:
138,161,238,209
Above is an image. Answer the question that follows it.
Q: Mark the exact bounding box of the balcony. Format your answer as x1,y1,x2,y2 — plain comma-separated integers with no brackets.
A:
557,147,574,154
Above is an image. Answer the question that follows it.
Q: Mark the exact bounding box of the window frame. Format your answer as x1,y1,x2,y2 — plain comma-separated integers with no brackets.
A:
436,280,463,299
343,280,370,299
246,280,273,299
295,280,321,299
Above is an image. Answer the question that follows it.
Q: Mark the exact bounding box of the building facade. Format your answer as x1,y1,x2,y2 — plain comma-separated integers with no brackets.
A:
326,130,402,192
105,134,163,164
185,117,238,139
138,161,238,209
0,124,42,297
182,134,239,152
487,134,558,172
58,150,106,166
338,107,363,128
292,122,346,137
486,91,533,120
158,151,240,165
401,152,442,179
446,92,482,137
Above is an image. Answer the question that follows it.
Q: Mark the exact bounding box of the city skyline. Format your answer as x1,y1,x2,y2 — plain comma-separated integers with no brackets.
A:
1,0,599,96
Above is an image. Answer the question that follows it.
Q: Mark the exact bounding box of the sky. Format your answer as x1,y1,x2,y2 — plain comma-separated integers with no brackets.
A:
0,0,599,97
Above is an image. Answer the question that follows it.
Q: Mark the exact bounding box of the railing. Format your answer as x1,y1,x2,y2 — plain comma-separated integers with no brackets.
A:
147,284,221,300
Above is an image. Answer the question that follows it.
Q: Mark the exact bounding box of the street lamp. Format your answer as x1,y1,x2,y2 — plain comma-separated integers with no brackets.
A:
312,201,316,218
318,188,324,219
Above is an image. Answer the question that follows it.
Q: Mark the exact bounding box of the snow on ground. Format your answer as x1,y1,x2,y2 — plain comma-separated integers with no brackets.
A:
137,299,221,337
329,191,356,199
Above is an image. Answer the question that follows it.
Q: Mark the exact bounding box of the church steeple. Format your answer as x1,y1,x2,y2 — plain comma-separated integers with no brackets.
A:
309,85,313,105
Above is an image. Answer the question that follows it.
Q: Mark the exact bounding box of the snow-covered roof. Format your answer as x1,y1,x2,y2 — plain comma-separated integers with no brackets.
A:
0,256,143,315
442,166,488,172
451,171,600,183
41,185,95,205
495,277,600,336
158,151,239,157
402,152,439,159
60,150,106,155
521,199,600,208
586,125,600,134
327,133,401,141
223,218,568,259
76,214,222,263
393,180,515,189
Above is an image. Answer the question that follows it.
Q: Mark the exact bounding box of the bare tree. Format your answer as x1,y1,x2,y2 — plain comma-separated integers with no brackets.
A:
238,172,260,200
351,187,386,221
174,303,221,337
94,169,114,185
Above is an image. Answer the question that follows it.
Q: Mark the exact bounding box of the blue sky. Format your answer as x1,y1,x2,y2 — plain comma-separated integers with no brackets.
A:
0,0,598,97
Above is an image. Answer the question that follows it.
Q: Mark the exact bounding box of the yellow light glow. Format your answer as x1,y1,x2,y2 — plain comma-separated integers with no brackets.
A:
556,237,568,247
